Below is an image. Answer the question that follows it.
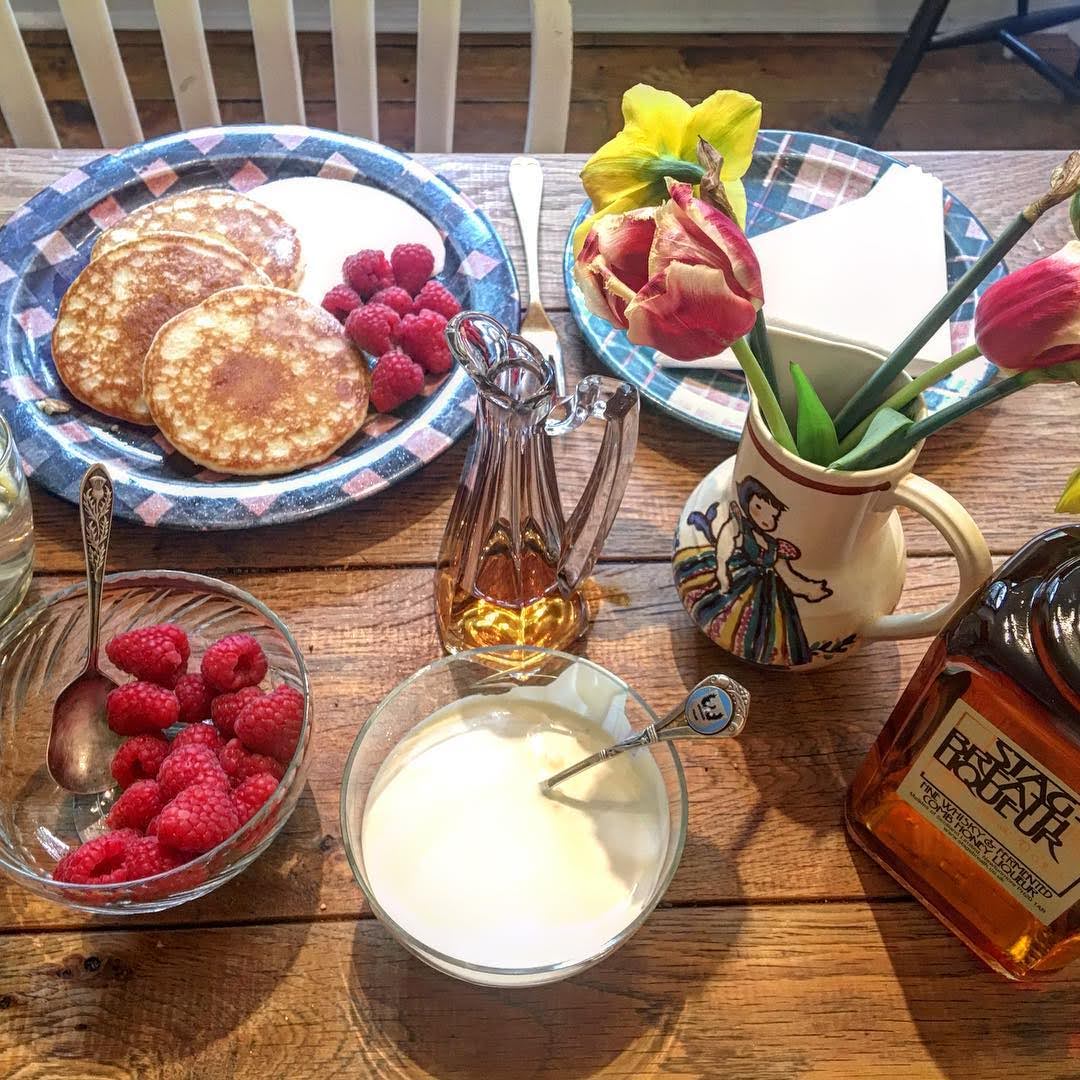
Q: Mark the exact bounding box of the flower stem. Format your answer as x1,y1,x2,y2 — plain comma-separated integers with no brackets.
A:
904,369,1036,440
748,309,779,398
836,342,982,454
834,151,1080,440
732,335,796,453
833,214,1030,439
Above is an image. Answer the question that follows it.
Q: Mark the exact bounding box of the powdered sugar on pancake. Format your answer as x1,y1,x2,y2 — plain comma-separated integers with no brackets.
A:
247,177,445,305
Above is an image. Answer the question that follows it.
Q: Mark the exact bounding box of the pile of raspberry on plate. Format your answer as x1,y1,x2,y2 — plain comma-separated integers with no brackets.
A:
52,623,304,888
321,243,463,414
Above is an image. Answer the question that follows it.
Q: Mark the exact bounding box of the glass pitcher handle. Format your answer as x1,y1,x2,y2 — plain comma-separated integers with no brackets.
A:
545,375,639,591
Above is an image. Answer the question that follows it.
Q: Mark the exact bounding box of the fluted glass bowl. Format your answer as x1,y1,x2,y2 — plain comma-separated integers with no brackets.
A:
0,570,311,914
340,646,688,987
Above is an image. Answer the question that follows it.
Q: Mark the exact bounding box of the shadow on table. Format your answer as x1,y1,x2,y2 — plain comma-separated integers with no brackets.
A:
344,832,746,1079
49,785,325,1070
674,636,905,858
42,436,469,571
849,851,1080,1078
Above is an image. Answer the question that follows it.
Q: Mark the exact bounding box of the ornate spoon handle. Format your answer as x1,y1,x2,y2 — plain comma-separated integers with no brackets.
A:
79,464,114,669
542,674,750,792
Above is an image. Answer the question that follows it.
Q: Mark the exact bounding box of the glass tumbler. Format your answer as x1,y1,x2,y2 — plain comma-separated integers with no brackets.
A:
0,415,33,625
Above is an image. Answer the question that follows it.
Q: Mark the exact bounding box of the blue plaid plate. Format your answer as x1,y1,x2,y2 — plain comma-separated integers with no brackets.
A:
563,130,1002,441
0,125,518,529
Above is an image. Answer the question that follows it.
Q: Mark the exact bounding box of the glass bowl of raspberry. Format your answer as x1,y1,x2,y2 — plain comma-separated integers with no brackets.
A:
0,570,312,913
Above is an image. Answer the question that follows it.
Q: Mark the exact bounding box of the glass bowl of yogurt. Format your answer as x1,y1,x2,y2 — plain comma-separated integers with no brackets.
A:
340,646,688,987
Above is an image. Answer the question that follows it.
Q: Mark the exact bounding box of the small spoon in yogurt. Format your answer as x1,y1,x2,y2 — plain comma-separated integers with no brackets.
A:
542,674,750,792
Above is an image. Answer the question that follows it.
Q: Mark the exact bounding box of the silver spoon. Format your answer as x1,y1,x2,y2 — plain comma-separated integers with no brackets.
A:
46,464,121,793
542,674,750,792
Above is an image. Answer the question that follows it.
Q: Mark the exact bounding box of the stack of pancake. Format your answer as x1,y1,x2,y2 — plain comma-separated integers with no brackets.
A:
51,188,371,476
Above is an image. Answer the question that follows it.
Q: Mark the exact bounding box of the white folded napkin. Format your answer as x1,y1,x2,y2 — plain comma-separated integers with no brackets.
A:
656,163,952,370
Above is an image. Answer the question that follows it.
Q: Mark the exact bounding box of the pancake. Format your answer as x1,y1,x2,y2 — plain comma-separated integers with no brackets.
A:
51,232,270,425
93,188,303,289
145,286,370,475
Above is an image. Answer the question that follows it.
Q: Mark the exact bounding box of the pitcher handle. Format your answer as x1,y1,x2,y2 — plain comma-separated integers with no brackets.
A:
545,375,640,591
863,473,993,641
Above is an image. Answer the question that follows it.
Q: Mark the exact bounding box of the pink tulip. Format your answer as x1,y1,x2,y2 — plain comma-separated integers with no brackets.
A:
624,180,763,361
975,240,1080,371
573,208,657,329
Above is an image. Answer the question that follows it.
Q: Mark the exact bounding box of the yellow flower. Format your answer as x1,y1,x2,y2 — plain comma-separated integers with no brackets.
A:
573,84,762,254
1057,465,1080,513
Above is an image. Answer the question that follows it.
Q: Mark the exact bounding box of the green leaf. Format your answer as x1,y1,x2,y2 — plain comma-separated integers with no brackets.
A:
1056,466,1080,513
790,363,840,466
828,407,914,471
1071,191,1080,241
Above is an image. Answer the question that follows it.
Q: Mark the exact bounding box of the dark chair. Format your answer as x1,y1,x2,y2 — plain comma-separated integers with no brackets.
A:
859,0,1080,145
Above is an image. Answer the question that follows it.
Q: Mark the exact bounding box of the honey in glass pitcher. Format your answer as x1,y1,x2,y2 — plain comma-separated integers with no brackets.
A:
435,314,639,653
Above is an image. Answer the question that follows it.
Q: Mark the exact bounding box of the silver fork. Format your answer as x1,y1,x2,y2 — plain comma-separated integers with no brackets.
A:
509,155,566,398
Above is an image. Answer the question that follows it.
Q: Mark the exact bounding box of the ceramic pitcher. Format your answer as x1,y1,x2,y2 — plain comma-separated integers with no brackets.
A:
673,330,993,671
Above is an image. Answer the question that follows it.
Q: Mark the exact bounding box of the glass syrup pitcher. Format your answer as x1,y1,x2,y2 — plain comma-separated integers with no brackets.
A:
435,312,639,653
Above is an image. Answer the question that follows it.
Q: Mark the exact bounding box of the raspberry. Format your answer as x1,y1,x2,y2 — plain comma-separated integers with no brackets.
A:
321,283,362,322
391,243,435,296
170,721,224,756
145,814,160,836
110,734,169,789
420,335,451,374
210,685,263,738
369,286,414,317
234,772,280,825
105,623,189,688
414,280,461,320
157,782,240,855
106,682,179,735
201,633,268,693
106,779,164,833
53,832,130,884
235,684,304,764
174,673,216,724
344,305,394,355
365,302,401,334
218,738,286,786
120,836,185,882
370,350,424,412
394,310,451,374
158,744,229,801
343,249,393,299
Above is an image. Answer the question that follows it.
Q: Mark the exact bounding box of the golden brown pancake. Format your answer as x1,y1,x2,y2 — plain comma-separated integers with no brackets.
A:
51,232,269,425
93,188,303,289
144,286,370,475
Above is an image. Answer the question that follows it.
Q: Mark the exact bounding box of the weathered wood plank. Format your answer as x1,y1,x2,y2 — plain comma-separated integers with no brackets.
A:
0,557,994,931
0,906,1075,1079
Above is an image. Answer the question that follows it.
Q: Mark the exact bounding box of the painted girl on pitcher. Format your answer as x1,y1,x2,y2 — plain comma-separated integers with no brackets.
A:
673,476,832,667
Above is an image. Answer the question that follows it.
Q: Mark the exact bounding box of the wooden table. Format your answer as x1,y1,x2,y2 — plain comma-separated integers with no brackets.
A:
0,148,1077,1079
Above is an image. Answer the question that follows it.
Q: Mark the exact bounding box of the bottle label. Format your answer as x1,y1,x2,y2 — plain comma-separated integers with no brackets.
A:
897,697,1080,925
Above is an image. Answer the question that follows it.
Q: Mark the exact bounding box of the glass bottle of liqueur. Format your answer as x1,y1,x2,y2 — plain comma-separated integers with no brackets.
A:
846,526,1080,979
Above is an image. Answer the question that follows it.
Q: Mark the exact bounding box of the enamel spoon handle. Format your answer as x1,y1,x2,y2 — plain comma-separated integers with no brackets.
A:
541,674,750,792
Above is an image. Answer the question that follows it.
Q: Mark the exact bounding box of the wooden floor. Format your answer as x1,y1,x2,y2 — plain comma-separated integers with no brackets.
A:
4,30,1079,152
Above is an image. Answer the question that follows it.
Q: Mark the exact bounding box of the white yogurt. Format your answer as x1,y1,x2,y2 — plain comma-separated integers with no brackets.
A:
247,176,445,305
360,669,671,971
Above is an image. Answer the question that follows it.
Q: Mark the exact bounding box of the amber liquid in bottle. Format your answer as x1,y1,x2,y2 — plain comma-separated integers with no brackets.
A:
846,526,1080,979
